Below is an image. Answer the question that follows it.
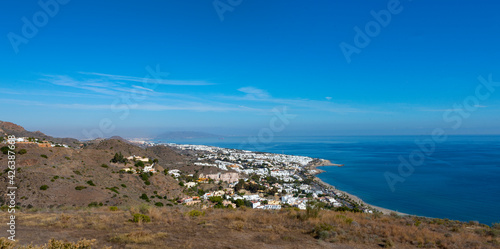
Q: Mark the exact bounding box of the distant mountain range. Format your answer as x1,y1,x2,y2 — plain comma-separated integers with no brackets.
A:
155,131,223,140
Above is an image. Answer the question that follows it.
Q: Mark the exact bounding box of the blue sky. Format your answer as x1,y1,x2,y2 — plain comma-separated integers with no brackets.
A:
1,0,500,139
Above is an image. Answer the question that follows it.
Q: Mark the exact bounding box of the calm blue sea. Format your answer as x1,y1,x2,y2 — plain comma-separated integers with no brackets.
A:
153,135,500,225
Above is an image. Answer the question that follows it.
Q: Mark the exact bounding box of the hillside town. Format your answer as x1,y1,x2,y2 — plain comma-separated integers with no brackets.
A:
139,142,374,213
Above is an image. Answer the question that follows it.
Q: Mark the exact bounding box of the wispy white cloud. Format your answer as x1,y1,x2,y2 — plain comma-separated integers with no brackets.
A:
238,86,270,99
420,109,455,112
419,105,488,112
0,98,263,112
33,74,273,113
0,87,115,99
222,87,369,114
0,98,111,110
80,72,215,86
13,75,380,115
132,85,154,92
41,74,165,97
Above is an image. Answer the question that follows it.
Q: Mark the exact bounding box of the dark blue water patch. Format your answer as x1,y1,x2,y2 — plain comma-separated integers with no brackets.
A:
315,136,500,225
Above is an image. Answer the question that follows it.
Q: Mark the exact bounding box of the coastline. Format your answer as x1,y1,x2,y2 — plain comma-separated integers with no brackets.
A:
147,140,409,217
309,161,407,216
143,139,497,225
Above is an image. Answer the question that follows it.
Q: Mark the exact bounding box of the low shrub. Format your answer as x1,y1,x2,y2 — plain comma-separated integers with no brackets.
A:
40,154,48,159
132,213,151,223
75,186,87,190
140,193,150,202
187,209,205,217
40,185,49,190
139,204,150,214
312,223,335,240
109,206,119,211
305,203,321,219
384,238,394,248
106,187,120,194
1,238,97,249
88,202,99,207
345,218,354,225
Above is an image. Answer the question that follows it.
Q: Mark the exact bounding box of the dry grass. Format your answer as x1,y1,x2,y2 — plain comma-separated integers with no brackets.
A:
10,206,500,248
110,231,168,244
0,237,108,249
19,207,126,231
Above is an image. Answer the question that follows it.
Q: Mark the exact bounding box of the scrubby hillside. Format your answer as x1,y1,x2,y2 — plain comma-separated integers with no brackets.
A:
0,139,188,208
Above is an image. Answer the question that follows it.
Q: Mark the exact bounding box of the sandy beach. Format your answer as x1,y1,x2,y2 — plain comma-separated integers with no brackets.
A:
332,187,408,216
310,161,408,216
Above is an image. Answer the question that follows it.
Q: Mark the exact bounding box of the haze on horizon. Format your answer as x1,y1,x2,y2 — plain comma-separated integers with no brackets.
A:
1,1,500,140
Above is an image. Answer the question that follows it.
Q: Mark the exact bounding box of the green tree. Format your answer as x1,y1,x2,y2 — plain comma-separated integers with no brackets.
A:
110,152,126,163
251,174,260,182
1,146,10,155
234,199,245,207
244,200,253,207
209,196,223,204
234,179,245,192
214,202,225,208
